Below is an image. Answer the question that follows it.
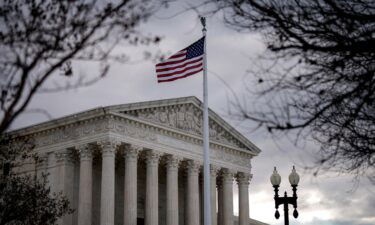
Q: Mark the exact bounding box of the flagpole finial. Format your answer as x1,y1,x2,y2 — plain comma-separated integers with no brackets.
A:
200,17,207,32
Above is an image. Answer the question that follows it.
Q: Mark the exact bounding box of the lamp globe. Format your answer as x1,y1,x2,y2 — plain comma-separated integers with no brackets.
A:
288,166,300,186
270,167,281,186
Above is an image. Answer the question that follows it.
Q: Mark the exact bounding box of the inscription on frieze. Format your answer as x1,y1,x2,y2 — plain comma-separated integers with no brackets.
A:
33,118,157,147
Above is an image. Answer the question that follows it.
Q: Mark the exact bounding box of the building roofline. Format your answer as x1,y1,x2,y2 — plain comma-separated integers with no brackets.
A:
9,96,260,155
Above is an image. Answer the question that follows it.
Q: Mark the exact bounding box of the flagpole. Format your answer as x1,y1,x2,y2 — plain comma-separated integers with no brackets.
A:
201,17,211,225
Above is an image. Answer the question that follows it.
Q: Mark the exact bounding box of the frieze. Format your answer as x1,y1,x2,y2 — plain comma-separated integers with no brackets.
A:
156,134,251,168
111,120,157,142
211,145,252,169
33,119,108,147
32,117,157,148
20,113,251,169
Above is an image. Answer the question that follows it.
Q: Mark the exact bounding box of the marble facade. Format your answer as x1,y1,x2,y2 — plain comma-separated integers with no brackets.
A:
9,97,262,225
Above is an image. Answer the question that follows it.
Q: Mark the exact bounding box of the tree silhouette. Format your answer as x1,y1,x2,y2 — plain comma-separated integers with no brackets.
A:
0,135,73,225
0,0,164,134
208,0,375,179
0,0,166,224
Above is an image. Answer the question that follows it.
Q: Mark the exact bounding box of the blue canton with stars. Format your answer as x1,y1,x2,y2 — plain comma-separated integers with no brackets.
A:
186,37,205,59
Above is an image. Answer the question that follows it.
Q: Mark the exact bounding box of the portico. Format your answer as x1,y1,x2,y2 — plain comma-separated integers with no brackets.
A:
10,96,261,225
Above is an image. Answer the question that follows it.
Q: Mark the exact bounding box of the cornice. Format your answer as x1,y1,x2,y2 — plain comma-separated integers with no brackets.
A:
8,107,108,137
9,111,257,160
8,97,260,157
109,112,257,157
108,96,261,155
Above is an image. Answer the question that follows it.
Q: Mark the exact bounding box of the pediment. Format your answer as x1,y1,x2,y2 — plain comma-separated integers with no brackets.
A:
108,97,260,154
9,96,260,155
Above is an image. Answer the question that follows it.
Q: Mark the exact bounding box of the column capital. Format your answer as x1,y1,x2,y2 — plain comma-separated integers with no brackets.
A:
144,150,161,166
236,172,252,185
185,160,201,175
210,164,220,177
55,150,75,165
165,155,182,170
98,139,121,156
35,153,48,169
77,144,93,161
221,168,235,184
123,144,142,161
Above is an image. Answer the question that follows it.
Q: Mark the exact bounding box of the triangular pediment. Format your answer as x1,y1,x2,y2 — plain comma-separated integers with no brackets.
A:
9,96,260,155
108,96,260,154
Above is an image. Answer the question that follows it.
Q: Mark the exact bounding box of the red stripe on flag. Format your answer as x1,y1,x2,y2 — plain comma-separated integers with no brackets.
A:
157,63,203,78
155,56,187,67
156,57,203,72
169,51,186,59
157,68,203,83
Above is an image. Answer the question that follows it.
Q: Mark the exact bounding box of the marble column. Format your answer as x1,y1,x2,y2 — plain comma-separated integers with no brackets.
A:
237,173,252,225
99,140,118,225
165,155,181,225
186,160,200,225
221,169,234,225
35,153,48,181
46,153,55,189
217,179,223,225
200,175,204,225
77,144,93,225
123,145,141,225
210,166,219,225
55,150,75,225
145,150,161,225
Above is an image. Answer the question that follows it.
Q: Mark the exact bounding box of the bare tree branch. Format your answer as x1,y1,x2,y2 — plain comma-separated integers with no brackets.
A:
202,0,375,180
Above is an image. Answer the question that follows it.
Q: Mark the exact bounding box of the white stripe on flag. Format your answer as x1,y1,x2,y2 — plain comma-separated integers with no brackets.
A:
156,56,203,70
157,61,203,75
157,65,203,81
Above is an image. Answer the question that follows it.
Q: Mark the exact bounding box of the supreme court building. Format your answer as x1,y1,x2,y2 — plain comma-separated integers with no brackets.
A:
9,96,266,225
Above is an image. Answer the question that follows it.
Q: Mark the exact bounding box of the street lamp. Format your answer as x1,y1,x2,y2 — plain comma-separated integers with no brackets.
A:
270,166,300,225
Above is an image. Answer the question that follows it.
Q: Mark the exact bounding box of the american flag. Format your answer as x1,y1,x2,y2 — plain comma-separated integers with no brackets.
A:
156,37,205,83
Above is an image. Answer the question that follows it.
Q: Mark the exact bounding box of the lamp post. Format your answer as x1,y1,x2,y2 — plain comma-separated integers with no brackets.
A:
270,166,300,225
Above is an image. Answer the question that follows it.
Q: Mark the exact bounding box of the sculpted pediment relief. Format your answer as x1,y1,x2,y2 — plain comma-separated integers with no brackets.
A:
120,103,248,150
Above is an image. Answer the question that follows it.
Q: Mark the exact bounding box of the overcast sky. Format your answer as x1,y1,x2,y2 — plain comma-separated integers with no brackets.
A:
11,1,375,225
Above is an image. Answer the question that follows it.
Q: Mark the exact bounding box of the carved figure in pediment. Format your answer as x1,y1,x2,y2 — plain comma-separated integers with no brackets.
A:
120,103,244,149
192,107,202,135
185,105,195,132
209,122,218,139
159,107,168,124
176,106,186,130
143,109,157,121
168,108,177,127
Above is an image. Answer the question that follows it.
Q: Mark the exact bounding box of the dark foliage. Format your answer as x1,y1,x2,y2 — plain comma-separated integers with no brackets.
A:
208,0,375,179
0,174,72,225
0,1,167,223
0,135,73,225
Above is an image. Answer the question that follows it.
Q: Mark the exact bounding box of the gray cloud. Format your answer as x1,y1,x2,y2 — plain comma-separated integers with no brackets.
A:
11,1,375,225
